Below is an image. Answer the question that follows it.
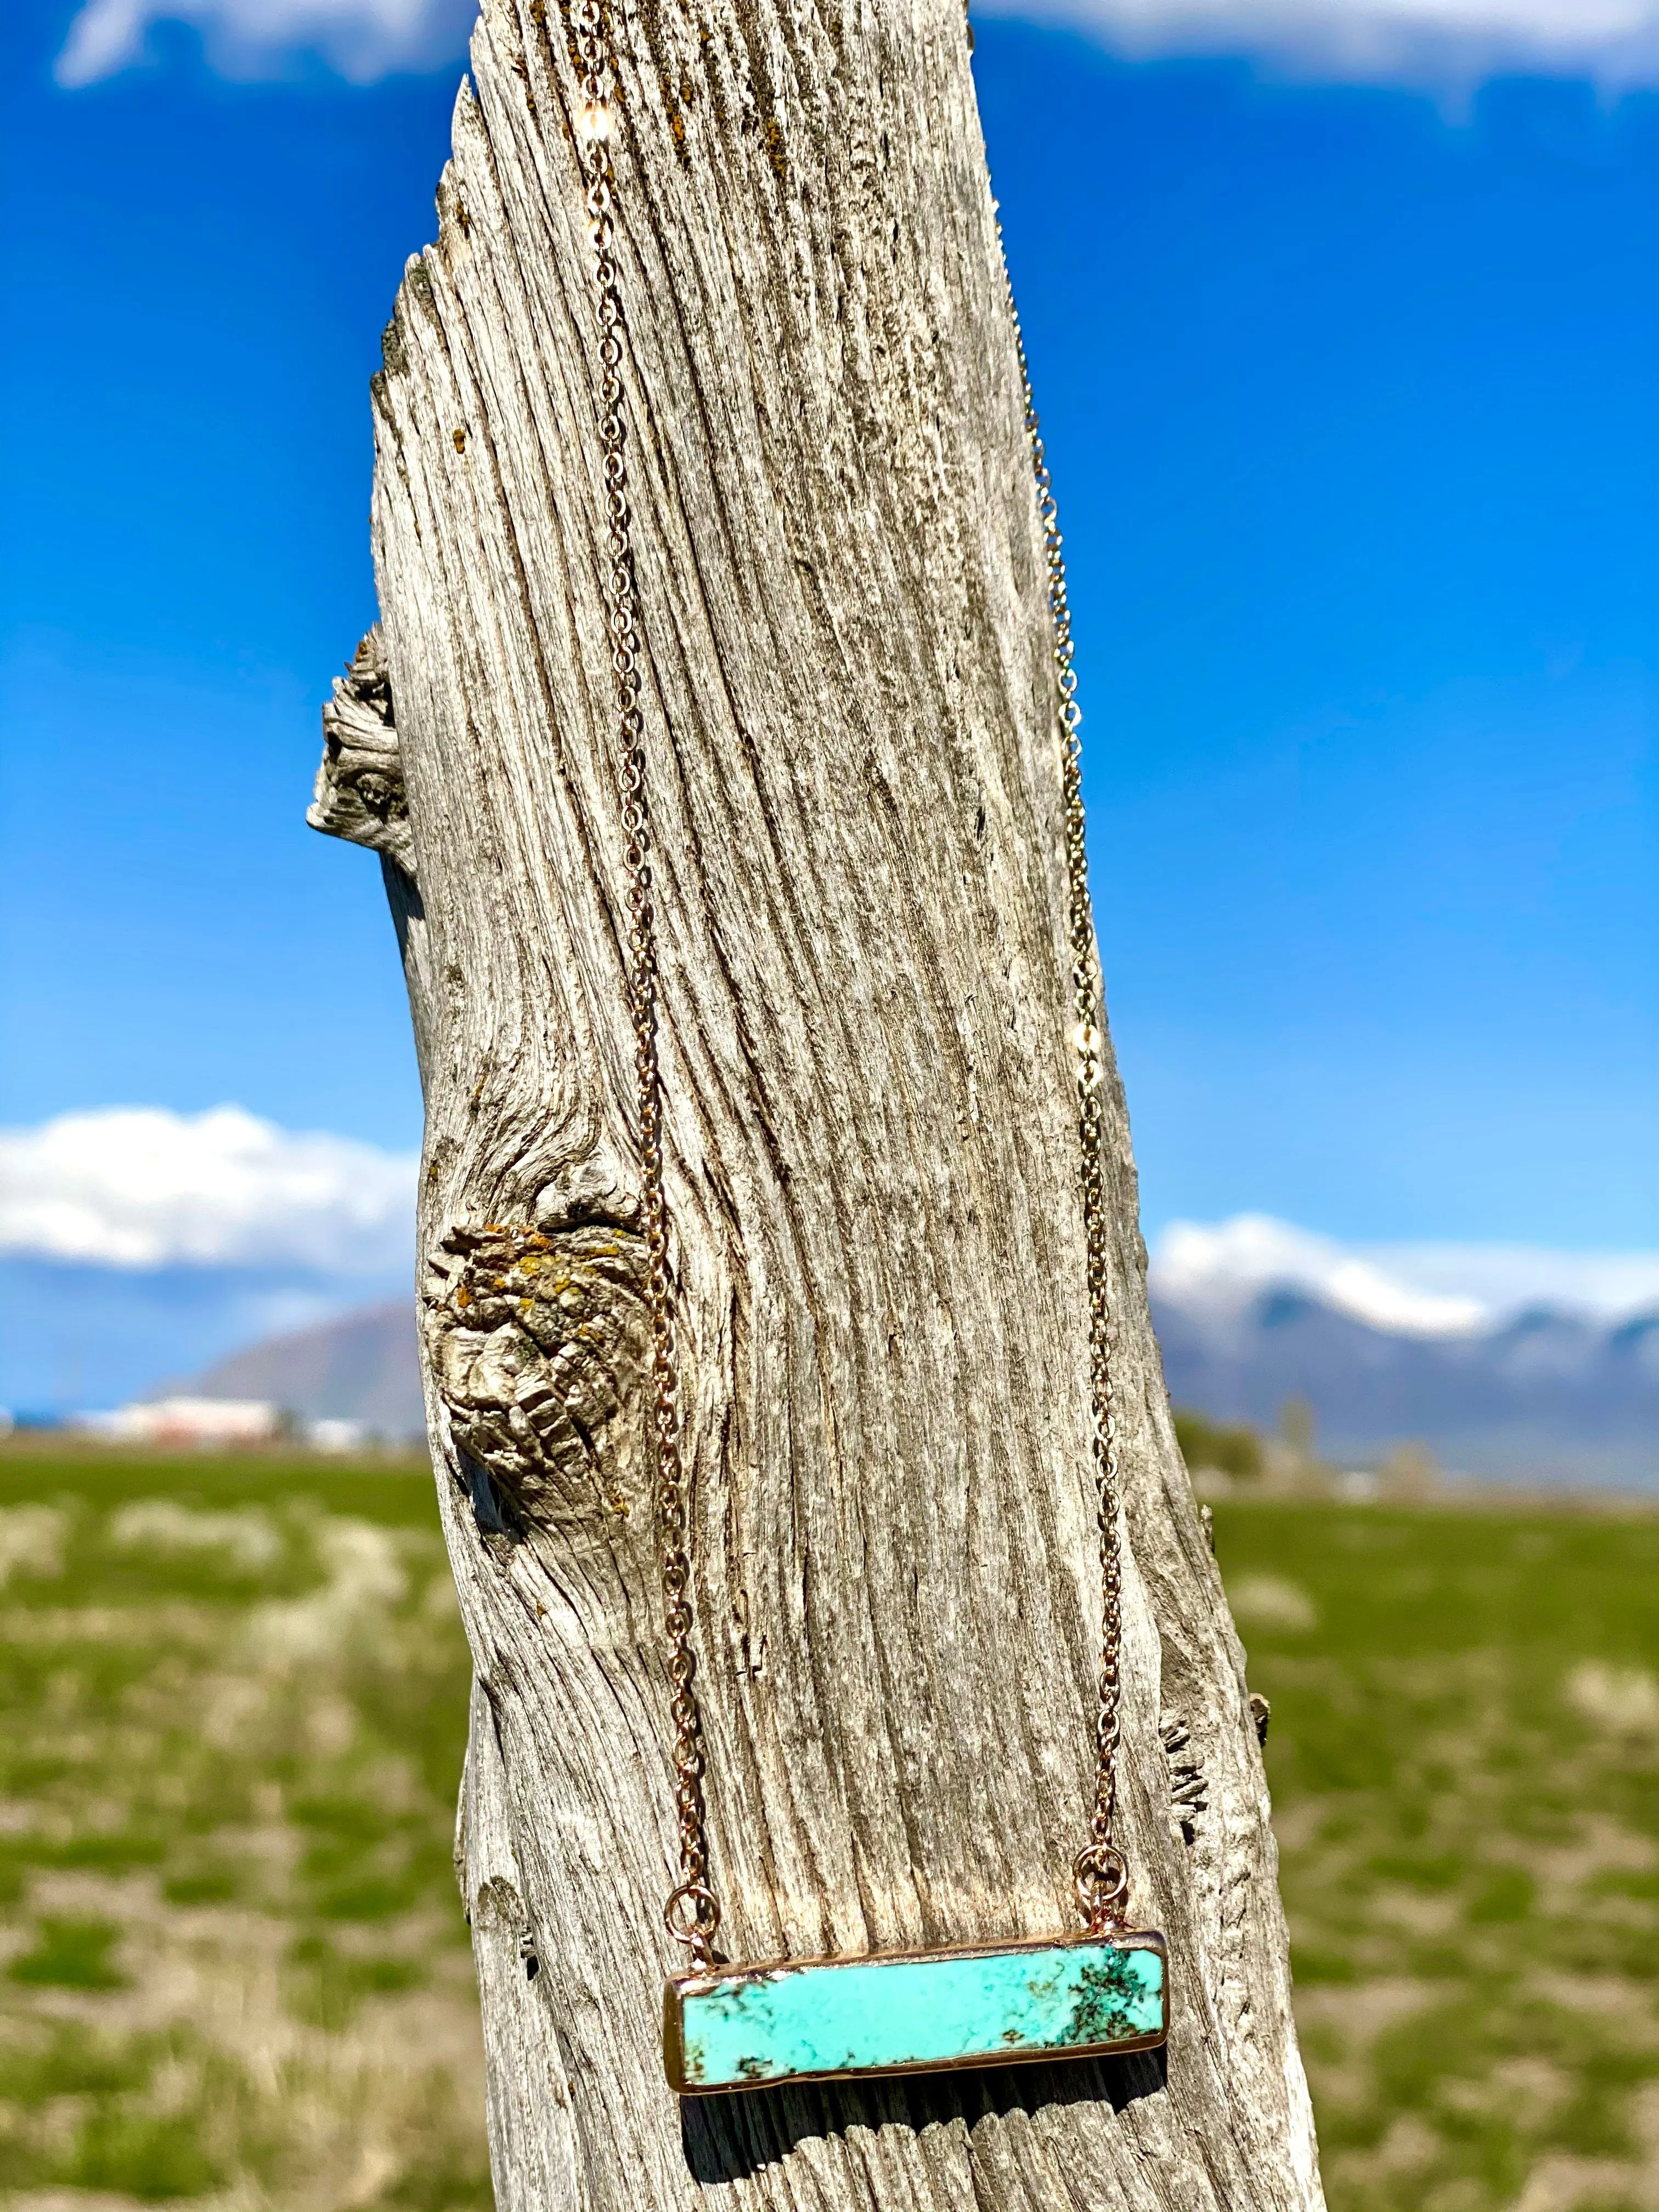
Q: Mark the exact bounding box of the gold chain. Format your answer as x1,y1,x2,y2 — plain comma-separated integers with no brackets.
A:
573,4,1128,1959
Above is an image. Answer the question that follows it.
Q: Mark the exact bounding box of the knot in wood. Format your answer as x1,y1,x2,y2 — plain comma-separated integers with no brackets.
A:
424,1219,650,1521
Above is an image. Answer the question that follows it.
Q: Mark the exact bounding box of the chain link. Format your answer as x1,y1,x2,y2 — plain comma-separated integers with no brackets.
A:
572,0,720,1971
573,0,1128,1956
990,229,1129,1936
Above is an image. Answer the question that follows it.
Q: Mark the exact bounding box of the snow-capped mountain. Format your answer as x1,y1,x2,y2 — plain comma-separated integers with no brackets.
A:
1152,1288,1659,1489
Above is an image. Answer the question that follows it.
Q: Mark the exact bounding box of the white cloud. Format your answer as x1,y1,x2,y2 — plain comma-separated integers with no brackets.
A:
55,0,473,86
1149,1212,1659,1335
0,1107,416,1275
53,0,1659,84
981,0,1659,84
1348,1239,1659,1323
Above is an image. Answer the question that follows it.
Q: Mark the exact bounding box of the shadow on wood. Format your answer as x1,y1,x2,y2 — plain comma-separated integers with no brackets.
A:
681,2049,1170,2187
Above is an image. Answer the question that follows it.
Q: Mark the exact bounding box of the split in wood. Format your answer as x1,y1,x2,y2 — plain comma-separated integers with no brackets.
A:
1160,1715,1209,1845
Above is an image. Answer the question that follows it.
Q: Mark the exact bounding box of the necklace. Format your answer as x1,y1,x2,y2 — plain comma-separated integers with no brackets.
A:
572,0,1168,2097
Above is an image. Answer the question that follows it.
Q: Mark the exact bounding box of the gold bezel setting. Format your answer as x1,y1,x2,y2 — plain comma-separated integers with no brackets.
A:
663,1928,1170,2095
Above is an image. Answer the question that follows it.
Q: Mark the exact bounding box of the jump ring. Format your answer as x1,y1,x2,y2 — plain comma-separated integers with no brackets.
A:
664,1880,721,1954
1073,1843,1130,1932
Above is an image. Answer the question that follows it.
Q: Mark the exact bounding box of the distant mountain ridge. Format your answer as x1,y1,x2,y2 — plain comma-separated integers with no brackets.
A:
172,1286,1659,1487
1154,1289,1659,1489
179,1302,422,1438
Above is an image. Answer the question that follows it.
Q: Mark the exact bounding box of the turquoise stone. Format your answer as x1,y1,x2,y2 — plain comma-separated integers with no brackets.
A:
664,1933,1167,2093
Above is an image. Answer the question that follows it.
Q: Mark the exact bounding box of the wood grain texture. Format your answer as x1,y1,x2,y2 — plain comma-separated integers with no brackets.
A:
315,0,1325,2200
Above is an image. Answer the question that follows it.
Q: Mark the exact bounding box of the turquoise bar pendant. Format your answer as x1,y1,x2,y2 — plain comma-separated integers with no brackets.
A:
664,1929,1168,2094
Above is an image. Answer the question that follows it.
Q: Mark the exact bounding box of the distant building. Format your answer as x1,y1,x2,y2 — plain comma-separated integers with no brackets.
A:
307,1418,369,1455
78,1397,283,1448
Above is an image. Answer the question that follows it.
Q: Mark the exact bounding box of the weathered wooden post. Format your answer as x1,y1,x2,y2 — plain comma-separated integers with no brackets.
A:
311,0,1325,2202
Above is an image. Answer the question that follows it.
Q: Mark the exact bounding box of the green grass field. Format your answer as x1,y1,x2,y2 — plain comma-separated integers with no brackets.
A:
1,1449,1655,2210
1221,1499,1659,2212
0,1449,486,2210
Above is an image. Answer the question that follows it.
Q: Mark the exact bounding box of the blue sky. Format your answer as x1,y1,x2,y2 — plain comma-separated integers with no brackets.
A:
1,0,1656,1404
